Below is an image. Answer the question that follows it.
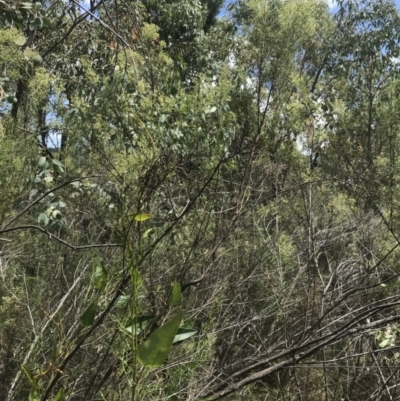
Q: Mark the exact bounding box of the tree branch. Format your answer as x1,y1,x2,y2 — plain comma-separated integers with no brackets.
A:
1,176,99,230
0,225,121,250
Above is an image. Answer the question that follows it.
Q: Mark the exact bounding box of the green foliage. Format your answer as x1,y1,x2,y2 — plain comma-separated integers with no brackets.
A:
2,1,400,400
137,311,183,368
80,299,98,327
168,282,182,307
53,388,66,401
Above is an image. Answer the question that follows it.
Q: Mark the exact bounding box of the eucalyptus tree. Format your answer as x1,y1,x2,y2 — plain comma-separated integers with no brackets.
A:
320,0,400,210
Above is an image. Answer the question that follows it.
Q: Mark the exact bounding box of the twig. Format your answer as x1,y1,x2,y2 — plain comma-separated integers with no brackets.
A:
0,225,121,250
71,0,134,50
42,0,106,59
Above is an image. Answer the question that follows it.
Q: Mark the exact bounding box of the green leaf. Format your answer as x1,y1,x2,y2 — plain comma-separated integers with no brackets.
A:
42,17,51,27
95,265,108,290
53,388,66,401
168,282,182,307
134,213,153,222
13,36,26,46
51,210,62,220
34,17,42,28
173,327,197,343
29,388,40,401
143,228,154,238
115,294,129,308
379,338,391,348
80,299,98,326
52,159,65,173
38,213,49,226
205,106,217,114
138,311,183,368
125,315,155,335
130,268,142,288
22,365,36,387
30,188,38,199
6,95,17,103
38,156,47,169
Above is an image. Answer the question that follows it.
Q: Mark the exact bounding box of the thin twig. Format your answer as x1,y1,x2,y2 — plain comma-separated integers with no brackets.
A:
0,225,120,250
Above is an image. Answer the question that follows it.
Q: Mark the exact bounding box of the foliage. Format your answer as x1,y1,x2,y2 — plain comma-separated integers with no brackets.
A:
1,1,400,401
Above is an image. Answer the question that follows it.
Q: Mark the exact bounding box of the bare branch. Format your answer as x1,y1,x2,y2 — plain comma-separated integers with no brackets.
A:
0,225,120,250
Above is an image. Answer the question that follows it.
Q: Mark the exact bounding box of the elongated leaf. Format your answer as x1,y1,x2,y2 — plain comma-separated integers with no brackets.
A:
168,282,182,307
53,388,66,401
138,311,183,368
173,328,197,343
80,299,98,326
143,228,154,238
22,365,36,387
51,334,58,360
134,213,153,222
130,268,143,289
95,265,108,290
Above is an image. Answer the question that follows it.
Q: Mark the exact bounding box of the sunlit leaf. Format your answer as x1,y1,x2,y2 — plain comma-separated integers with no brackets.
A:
125,315,155,335
115,294,129,308
20,2,33,9
173,328,197,343
38,213,49,226
205,106,217,114
143,228,154,238
13,36,26,46
379,338,391,348
38,157,48,171
134,213,153,222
